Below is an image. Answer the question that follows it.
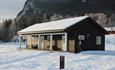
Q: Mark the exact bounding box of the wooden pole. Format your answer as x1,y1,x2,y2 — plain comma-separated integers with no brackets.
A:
60,56,65,69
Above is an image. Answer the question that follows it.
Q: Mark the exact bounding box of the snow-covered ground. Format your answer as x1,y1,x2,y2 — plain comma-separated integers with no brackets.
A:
0,34,115,70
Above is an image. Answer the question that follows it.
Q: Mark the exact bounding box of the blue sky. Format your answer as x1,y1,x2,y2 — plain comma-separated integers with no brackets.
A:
0,0,27,23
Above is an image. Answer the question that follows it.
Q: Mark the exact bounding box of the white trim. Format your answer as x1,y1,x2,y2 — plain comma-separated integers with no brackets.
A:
25,36,27,48
50,34,53,50
65,33,67,51
19,35,21,48
62,36,64,51
62,33,67,51
30,35,32,48
32,32,67,36
40,36,44,49
38,35,40,49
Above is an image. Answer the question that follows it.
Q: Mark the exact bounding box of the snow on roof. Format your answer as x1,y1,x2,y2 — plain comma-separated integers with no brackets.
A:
104,27,115,31
18,16,89,34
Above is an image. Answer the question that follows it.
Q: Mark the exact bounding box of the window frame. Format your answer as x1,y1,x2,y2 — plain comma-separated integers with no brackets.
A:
96,36,101,45
78,35,85,40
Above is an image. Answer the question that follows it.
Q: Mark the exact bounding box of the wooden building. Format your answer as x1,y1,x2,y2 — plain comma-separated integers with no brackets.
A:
18,16,107,53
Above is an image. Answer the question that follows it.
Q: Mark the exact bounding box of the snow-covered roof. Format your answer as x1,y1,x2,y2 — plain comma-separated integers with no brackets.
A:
104,27,115,31
18,16,89,34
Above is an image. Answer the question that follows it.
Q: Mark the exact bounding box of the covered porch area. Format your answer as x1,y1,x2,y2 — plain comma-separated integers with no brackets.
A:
18,33,67,51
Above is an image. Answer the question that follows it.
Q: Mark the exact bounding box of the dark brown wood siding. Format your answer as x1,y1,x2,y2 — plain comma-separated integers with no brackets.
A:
66,18,105,53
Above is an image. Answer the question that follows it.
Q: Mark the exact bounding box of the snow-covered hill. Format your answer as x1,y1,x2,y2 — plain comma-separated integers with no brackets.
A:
0,34,115,70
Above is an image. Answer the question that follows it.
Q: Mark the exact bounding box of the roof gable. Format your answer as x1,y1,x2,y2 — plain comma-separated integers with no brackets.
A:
88,18,108,34
64,17,107,33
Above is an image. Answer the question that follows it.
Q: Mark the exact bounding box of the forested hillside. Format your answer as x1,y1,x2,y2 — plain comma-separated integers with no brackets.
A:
1,0,115,41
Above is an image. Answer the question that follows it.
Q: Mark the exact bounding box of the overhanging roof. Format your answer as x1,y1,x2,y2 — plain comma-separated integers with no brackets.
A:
18,16,89,34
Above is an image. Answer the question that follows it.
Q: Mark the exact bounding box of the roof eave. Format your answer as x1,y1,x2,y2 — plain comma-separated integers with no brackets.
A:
18,29,64,35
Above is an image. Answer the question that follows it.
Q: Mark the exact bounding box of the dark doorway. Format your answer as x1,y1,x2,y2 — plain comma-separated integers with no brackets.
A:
53,35,63,51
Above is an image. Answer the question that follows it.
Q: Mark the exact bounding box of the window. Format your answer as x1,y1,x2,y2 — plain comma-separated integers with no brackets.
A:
78,35,85,40
96,36,101,45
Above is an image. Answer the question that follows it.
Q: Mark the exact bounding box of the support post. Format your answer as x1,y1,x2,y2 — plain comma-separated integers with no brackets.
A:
19,35,22,49
50,34,53,50
41,36,44,49
64,33,67,51
30,35,32,48
26,35,27,48
38,35,40,50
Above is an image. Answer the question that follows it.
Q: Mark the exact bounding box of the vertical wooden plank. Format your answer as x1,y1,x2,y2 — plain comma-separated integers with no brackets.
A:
60,56,65,69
